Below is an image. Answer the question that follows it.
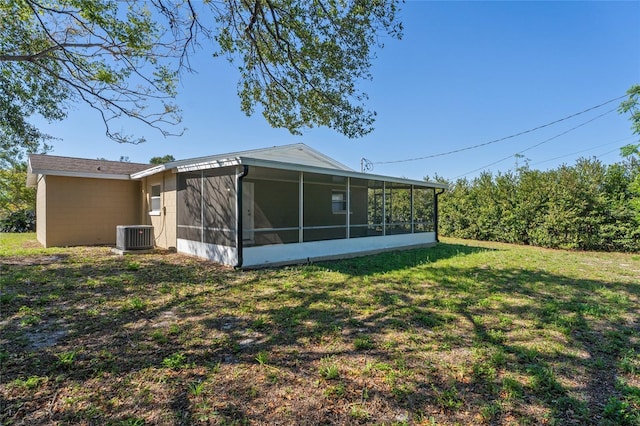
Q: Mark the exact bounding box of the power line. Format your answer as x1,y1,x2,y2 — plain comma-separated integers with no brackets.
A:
530,135,636,167
371,94,627,166
519,108,616,155
595,147,626,159
453,107,617,179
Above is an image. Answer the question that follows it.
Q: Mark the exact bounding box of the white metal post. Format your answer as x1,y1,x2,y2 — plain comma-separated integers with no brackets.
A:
382,181,386,236
346,177,350,239
200,170,204,243
299,171,304,243
410,185,414,233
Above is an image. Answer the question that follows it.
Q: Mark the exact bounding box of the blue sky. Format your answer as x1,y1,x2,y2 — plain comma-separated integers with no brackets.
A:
36,1,640,181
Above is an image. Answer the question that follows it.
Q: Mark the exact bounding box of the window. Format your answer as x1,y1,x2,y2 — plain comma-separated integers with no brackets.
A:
331,191,347,213
150,185,161,213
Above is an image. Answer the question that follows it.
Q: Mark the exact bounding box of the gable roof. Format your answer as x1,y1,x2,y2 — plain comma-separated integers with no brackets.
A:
27,154,150,187
132,143,354,179
132,143,446,189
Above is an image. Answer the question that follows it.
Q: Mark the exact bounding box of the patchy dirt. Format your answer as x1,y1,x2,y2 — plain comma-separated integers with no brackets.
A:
1,254,68,266
26,326,68,350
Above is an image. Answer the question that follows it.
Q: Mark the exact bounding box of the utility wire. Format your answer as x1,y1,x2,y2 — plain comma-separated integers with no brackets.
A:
453,107,617,179
518,108,616,155
595,147,626,159
371,94,627,165
530,135,636,167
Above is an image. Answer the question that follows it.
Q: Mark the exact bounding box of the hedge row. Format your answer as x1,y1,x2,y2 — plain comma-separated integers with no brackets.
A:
437,157,640,252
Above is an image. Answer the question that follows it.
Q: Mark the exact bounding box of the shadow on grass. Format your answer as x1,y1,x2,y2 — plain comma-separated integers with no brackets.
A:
1,246,639,424
320,242,496,276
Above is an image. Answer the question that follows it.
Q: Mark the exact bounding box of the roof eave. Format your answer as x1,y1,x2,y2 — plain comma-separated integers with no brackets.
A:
173,157,242,173
27,169,135,183
130,164,167,179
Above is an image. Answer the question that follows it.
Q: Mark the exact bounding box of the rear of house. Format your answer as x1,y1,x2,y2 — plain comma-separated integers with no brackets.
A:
27,155,150,247
29,144,446,267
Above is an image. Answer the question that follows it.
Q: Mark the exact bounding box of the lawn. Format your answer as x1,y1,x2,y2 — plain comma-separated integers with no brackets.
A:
1,233,639,425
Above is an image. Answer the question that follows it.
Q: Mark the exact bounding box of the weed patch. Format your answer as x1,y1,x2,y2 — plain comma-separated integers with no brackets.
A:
161,352,189,369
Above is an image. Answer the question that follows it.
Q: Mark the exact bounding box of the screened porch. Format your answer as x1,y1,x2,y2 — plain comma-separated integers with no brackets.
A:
174,163,441,267
242,166,436,247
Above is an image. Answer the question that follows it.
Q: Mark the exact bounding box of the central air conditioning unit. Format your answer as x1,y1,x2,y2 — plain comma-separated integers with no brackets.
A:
116,225,154,250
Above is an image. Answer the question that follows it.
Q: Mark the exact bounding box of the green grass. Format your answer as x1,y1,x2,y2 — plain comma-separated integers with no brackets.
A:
255,350,269,366
161,352,189,369
319,356,340,380
1,233,639,425
0,232,59,256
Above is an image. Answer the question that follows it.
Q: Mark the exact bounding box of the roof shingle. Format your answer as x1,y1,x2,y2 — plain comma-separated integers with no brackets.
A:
27,154,151,187
29,154,150,176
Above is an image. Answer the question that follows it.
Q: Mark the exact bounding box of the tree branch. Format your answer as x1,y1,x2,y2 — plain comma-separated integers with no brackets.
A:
244,0,261,35
0,43,108,62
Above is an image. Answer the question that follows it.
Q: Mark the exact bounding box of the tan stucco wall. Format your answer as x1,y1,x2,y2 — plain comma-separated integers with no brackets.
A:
36,176,47,246
142,172,177,249
40,175,141,247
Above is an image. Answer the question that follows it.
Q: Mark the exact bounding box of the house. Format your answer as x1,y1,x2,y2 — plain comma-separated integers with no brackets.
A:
28,144,447,268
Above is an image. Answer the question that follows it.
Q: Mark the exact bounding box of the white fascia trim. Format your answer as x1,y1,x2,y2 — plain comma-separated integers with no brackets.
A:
28,169,134,181
131,164,167,179
174,158,241,173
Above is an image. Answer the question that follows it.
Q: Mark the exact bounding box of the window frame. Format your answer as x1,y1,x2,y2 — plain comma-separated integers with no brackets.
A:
149,184,161,215
331,190,347,214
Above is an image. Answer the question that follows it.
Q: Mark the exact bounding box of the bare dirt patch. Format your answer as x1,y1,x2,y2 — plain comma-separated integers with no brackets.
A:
1,254,68,266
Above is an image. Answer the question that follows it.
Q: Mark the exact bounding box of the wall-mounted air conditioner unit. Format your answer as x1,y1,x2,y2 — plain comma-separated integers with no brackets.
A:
116,225,154,250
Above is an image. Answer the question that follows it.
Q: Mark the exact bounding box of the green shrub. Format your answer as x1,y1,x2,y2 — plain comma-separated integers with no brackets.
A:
0,209,35,233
